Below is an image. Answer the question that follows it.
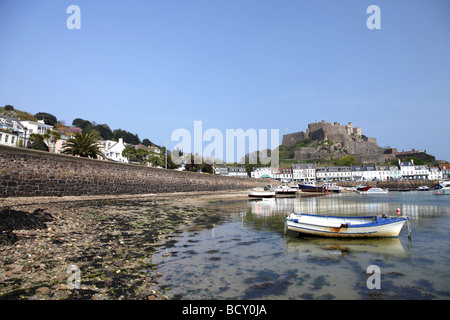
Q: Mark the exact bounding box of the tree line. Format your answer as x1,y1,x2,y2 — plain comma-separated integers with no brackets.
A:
29,111,159,148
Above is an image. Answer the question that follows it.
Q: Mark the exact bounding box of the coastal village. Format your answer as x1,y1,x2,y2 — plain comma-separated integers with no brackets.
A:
1,108,449,183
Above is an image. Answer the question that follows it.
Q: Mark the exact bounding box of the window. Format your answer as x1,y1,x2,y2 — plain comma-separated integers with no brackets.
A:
5,135,8,143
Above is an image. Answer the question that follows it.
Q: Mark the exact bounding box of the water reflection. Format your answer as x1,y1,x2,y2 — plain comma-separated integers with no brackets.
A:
284,237,410,259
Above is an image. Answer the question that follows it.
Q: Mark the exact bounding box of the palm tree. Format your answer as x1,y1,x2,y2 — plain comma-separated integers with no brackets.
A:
62,132,104,159
43,129,62,152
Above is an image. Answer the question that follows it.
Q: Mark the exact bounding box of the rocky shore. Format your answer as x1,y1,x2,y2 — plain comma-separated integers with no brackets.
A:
0,191,248,300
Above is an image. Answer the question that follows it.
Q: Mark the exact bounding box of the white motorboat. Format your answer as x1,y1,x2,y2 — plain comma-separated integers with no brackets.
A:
285,213,408,238
357,186,388,195
434,181,450,195
324,183,344,193
274,185,297,196
417,186,430,191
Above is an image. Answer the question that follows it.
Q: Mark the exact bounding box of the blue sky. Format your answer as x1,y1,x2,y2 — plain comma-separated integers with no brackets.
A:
1,0,449,161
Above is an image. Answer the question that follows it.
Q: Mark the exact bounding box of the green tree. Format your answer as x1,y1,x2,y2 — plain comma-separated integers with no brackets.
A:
122,146,150,164
337,155,357,166
62,132,104,159
94,124,113,140
145,155,163,167
35,112,58,126
29,133,49,152
113,129,140,145
122,146,137,163
142,138,154,147
43,129,61,152
72,118,92,131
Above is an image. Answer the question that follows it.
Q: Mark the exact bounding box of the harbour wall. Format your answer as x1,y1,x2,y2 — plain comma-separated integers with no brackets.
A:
0,145,271,198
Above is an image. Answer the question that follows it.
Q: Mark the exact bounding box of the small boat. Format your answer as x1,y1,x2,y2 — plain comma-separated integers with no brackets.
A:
298,181,327,193
434,181,450,195
417,186,430,191
357,187,388,194
324,183,344,193
248,188,276,198
285,213,408,238
274,185,297,196
356,185,372,192
398,187,411,192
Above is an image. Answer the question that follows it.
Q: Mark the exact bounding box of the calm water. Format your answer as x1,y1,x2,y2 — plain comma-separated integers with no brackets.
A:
154,191,450,300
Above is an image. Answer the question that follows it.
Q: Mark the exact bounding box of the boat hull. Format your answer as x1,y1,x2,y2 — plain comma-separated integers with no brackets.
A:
298,184,326,193
286,213,407,238
248,191,276,198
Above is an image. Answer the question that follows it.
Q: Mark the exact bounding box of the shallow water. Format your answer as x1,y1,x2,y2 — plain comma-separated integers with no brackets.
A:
154,191,450,299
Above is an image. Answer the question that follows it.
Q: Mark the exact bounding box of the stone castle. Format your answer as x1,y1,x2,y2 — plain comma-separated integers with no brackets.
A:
282,121,395,163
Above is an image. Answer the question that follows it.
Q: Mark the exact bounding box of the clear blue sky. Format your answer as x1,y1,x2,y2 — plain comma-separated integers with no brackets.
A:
1,0,449,161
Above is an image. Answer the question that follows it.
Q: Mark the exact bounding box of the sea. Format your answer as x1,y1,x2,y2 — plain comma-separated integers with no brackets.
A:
153,191,450,300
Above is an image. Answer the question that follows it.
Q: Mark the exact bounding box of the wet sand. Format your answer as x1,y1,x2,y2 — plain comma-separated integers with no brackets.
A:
0,190,248,300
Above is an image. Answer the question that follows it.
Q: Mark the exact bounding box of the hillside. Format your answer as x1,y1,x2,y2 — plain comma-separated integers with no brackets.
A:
0,106,37,121
280,121,392,164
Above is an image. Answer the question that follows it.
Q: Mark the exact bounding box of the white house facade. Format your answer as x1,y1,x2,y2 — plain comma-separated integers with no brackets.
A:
292,164,316,181
20,120,54,136
101,138,129,163
251,167,273,179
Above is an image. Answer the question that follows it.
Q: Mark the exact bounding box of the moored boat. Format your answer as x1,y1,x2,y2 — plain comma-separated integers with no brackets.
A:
285,213,408,238
417,186,430,191
248,188,276,198
274,185,297,196
434,181,450,195
357,187,388,194
298,181,327,193
324,183,344,193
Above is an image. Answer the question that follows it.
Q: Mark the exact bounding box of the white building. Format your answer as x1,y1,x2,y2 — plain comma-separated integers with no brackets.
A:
377,166,401,181
272,168,292,181
292,164,316,181
20,120,54,136
228,166,247,178
315,166,352,181
251,167,273,179
101,138,129,163
0,115,26,147
0,131,19,147
429,167,442,181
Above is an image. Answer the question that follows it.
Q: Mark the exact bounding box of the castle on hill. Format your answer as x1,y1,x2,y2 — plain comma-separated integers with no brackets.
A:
282,120,394,163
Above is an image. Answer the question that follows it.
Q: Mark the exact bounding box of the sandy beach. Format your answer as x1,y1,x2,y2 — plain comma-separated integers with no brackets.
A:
0,190,249,300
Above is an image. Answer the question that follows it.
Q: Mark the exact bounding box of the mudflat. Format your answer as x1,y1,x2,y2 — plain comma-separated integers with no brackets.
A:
0,190,248,300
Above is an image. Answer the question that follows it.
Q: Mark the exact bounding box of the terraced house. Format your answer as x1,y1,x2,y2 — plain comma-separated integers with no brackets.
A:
0,115,26,147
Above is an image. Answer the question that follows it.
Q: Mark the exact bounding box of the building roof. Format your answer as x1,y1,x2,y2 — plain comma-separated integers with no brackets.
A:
0,114,26,132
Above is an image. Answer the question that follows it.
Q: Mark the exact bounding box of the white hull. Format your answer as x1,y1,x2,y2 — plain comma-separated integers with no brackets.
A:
286,213,407,238
248,190,276,198
357,187,388,195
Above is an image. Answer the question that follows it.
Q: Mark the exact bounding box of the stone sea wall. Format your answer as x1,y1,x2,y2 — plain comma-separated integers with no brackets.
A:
0,145,269,198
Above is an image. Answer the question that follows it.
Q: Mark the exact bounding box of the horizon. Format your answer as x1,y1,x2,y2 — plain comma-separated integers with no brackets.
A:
1,0,449,161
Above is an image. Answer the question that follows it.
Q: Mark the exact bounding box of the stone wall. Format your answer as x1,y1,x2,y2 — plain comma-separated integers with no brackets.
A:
0,145,270,198
281,131,308,147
